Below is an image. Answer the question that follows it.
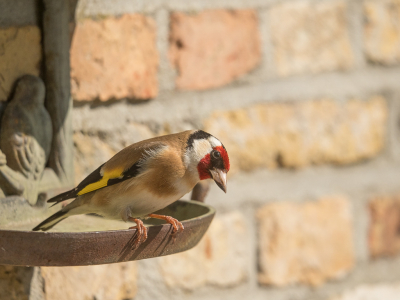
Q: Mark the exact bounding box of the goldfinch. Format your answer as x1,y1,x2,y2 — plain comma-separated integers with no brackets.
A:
32,130,230,243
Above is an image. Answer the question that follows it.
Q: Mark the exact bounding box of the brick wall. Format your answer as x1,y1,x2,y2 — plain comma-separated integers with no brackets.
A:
2,0,400,299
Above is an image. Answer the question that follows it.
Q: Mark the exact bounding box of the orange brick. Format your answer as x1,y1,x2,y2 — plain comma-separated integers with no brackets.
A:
70,14,159,101
269,1,354,76
204,97,387,172
369,195,400,257
257,196,355,286
158,211,248,289
41,262,137,300
364,0,400,64
169,10,261,90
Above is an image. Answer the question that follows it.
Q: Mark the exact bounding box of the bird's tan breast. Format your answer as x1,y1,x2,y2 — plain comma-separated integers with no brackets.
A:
140,146,189,197
89,143,198,217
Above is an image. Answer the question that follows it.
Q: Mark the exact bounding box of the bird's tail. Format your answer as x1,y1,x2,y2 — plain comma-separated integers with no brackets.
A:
32,210,69,231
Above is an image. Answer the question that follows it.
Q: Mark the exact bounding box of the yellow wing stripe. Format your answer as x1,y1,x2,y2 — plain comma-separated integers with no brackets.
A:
77,168,124,196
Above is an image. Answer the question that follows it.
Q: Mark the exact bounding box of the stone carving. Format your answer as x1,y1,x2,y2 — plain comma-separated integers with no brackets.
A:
0,75,53,205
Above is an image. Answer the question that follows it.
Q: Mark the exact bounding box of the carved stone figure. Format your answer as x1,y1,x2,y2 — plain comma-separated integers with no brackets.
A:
0,75,53,204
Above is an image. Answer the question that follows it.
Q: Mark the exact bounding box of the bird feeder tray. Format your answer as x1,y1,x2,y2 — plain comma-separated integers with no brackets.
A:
0,200,215,266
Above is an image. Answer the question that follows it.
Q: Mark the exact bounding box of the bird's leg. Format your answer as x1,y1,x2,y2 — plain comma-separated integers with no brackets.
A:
148,214,184,233
128,217,148,245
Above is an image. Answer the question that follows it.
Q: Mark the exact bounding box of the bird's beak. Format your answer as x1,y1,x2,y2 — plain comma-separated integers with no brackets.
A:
210,169,227,193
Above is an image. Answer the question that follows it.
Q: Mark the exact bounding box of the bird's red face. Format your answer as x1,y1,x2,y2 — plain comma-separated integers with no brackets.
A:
197,145,230,193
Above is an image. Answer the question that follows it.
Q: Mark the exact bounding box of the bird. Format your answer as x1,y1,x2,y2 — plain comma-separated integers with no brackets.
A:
32,130,230,244
0,75,53,204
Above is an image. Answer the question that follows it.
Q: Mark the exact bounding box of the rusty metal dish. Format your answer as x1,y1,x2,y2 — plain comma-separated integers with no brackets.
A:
0,200,215,266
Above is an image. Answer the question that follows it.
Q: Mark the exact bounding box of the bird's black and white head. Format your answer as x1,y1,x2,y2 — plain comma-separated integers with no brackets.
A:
185,130,230,193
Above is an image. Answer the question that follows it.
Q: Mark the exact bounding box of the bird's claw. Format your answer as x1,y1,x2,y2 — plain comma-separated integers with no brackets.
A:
148,213,184,236
128,218,148,248
170,218,184,234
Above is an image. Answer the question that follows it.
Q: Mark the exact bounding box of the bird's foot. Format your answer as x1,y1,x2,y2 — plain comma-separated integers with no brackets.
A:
148,214,184,234
128,217,148,247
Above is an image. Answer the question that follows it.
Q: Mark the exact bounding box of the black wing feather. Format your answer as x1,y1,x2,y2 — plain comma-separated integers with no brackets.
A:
107,163,141,186
47,163,105,203
47,162,142,204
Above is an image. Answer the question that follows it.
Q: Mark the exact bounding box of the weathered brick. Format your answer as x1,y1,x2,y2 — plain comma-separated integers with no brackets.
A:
204,97,387,173
257,196,354,286
70,14,159,101
369,195,400,257
169,10,261,90
158,211,248,290
269,1,354,76
40,262,137,300
364,0,400,64
0,26,42,101
331,283,400,300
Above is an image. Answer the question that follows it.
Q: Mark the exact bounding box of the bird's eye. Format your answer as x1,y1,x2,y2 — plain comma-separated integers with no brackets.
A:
212,151,221,159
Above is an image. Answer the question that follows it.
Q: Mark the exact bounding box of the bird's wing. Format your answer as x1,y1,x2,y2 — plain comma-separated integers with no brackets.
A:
47,141,167,204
